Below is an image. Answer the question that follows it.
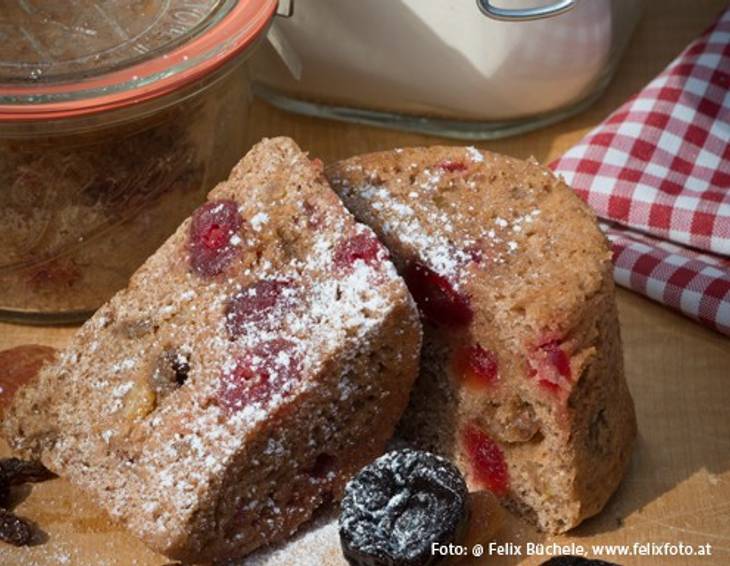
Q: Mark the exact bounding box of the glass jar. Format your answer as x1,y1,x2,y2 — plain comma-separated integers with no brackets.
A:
250,0,643,139
0,0,277,322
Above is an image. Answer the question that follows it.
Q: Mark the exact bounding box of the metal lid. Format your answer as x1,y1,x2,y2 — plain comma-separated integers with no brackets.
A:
0,0,277,120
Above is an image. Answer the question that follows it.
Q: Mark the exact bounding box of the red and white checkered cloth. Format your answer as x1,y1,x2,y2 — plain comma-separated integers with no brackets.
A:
551,7,730,336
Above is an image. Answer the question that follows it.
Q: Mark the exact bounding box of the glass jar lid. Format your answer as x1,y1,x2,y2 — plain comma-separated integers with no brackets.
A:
0,0,277,120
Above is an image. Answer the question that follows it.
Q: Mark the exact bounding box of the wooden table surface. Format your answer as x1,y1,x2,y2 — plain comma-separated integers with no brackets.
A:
1,1,729,564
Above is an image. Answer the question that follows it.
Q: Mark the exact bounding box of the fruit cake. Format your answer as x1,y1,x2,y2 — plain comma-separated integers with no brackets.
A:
326,147,636,534
1,137,421,562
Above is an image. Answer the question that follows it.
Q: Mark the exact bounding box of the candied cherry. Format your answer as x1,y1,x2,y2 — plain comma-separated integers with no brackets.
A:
437,160,468,173
225,280,292,338
453,344,499,388
334,232,383,270
218,339,301,413
404,261,472,326
188,200,243,276
527,340,572,395
462,423,509,496
540,341,572,380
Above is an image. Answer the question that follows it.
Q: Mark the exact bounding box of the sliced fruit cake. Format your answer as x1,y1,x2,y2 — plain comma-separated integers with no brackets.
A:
2,138,421,562
326,146,636,534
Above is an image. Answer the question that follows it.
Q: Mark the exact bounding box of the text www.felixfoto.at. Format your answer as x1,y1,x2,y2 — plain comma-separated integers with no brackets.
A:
591,541,713,558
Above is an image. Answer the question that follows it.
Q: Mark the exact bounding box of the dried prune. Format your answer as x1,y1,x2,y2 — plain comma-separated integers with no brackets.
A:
339,449,468,566
0,508,32,546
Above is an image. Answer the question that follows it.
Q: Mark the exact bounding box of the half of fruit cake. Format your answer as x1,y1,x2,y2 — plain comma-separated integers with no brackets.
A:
2,138,421,561
326,147,636,534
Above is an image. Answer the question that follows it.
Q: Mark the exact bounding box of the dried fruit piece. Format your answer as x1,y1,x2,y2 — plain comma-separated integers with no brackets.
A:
188,200,243,276
219,339,302,413
437,160,468,173
462,423,509,496
339,449,468,566
404,261,473,326
0,458,56,486
529,340,573,394
225,280,292,338
541,341,572,379
149,350,191,397
171,353,191,386
454,344,499,388
0,508,32,546
123,382,156,420
333,232,383,270
0,471,8,508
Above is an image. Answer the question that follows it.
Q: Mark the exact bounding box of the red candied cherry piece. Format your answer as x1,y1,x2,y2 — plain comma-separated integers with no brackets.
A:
334,232,384,270
404,261,473,326
188,200,243,277
218,339,301,413
225,280,292,338
540,340,571,380
538,378,561,394
454,344,499,388
437,160,468,173
462,423,509,496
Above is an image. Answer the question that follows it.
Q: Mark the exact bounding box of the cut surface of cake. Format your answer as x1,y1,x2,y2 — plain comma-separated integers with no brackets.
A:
326,147,636,534
2,138,421,561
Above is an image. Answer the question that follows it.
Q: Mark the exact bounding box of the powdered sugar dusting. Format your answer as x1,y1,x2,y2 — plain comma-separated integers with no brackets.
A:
355,184,471,285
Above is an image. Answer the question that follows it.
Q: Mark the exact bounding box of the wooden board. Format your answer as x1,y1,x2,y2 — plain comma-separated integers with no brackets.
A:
1,1,729,564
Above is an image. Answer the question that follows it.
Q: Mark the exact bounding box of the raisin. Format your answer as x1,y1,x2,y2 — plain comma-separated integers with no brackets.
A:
149,350,191,397
170,354,190,386
0,508,32,546
0,471,8,508
0,459,55,486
